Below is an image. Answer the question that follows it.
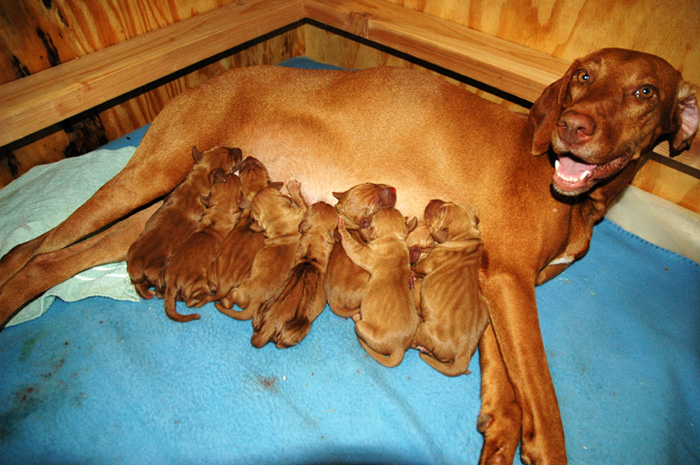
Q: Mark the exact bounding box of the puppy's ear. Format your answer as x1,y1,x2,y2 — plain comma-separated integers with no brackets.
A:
227,147,243,171
424,199,444,219
249,220,264,232
379,186,397,208
405,216,418,233
669,81,699,156
332,227,342,243
332,191,344,200
192,145,203,163
238,197,251,209
211,168,227,185
431,228,449,244
200,193,211,208
269,181,284,191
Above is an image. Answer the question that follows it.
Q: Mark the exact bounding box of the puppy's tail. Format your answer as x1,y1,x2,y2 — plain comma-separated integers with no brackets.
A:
419,352,471,377
163,285,201,323
215,301,254,321
357,338,406,368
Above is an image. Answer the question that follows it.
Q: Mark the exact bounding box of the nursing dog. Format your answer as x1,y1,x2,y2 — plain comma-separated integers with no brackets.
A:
0,49,696,464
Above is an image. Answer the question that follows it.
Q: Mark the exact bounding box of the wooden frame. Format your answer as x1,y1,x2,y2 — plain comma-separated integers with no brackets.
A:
0,0,697,171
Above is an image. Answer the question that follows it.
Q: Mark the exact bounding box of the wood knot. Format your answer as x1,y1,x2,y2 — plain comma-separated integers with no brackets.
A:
348,12,373,38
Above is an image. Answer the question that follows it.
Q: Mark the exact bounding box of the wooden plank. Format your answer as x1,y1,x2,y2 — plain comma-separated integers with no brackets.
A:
304,0,571,102
0,0,304,147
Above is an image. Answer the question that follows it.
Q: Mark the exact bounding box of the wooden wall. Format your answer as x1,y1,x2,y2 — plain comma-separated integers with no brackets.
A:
0,0,303,187
1,0,698,212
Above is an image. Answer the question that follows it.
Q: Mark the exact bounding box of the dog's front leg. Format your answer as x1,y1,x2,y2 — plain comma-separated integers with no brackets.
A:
482,272,567,465
477,323,522,465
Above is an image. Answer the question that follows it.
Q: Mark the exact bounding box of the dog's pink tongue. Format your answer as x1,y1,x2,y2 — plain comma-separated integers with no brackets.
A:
556,156,596,178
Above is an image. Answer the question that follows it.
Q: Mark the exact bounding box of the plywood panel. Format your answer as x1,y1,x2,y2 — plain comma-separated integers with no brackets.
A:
0,0,304,188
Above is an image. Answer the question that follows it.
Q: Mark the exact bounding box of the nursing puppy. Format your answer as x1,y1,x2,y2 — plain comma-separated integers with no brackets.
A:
337,207,419,368
206,157,275,305
252,200,337,349
406,219,435,306
217,183,306,321
162,170,245,322
412,199,490,376
126,145,241,299
325,183,397,319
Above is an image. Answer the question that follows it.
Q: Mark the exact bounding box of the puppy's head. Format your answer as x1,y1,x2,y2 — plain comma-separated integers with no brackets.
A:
363,207,414,242
193,145,243,174
240,156,283,201
205,172,245,214
250,186,302,237
333,183,397,228
299,201,338,245
424,200,480,243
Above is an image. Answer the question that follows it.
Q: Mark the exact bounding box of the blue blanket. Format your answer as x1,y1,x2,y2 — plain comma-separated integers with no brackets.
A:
1,58,699,465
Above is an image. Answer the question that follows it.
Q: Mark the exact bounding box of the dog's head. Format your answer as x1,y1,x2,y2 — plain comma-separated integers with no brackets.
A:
333,183,397,228
530,48,699,196
423,199,480,244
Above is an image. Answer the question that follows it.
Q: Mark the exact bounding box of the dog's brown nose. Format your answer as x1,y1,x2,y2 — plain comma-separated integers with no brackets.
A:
557,110,596,146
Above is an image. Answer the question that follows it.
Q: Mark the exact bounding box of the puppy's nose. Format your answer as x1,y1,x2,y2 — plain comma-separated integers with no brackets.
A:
557,110,596,146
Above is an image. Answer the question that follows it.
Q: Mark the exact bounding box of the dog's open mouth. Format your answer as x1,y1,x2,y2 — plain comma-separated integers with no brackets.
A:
552,154,629,195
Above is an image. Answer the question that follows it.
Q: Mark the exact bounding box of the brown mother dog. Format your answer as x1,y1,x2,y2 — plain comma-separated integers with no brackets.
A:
0,48,697,465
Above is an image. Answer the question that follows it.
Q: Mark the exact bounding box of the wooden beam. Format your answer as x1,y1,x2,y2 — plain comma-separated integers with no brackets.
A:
304,0,570,103
0,0,304,147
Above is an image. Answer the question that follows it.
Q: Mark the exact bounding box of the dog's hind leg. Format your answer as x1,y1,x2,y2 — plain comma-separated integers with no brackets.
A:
0,202,161,327
0,129,198,290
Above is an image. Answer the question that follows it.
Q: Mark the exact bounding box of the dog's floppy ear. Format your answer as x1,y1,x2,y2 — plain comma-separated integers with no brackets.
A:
332,191,344,200
192,145,203,163
529,77,566,155
431,228,449,244
669,81,699,157
269,181,284,191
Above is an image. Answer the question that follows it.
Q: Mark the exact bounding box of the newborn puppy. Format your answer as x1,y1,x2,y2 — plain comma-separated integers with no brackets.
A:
206,156,278,305
337,208,419,368
252,200,337,349
325,182,397,319
411,199,490,376
162,170,244,322
126,145,242,299
216,182,306,321
406,219,435,306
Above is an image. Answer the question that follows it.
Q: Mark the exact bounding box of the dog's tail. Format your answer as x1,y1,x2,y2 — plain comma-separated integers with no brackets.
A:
163,284,201,323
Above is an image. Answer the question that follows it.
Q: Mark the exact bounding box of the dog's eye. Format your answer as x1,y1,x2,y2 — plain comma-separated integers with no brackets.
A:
634,85,656,99
575,70,590,83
